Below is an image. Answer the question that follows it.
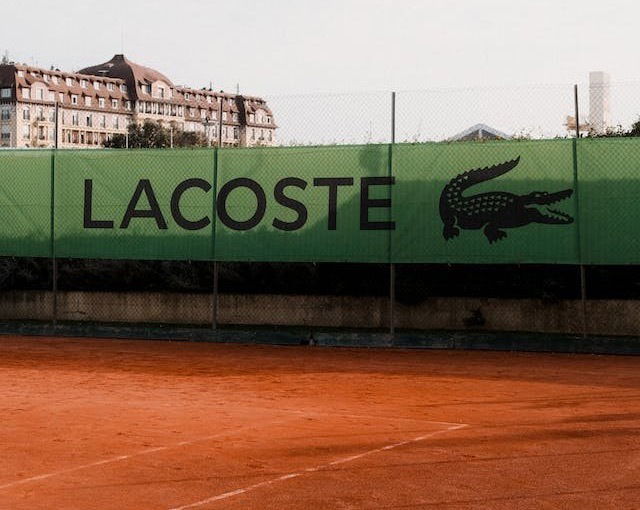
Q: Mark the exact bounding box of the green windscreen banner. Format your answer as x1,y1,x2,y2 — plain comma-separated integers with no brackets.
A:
0,138,638,264
0,150,52,257
54,149,215,260
215,145,391,262
392,140,578,264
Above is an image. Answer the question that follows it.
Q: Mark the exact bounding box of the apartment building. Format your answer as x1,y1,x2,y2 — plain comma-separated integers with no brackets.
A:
0,54,276,148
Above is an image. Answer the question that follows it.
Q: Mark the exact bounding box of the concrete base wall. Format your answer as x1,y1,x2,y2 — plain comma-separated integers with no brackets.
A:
0,290,638,337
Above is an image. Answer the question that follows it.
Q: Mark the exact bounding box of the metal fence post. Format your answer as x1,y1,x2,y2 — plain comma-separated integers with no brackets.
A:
212,143,219,330
389,91,396,336
51,102,59,326
573,84,588,338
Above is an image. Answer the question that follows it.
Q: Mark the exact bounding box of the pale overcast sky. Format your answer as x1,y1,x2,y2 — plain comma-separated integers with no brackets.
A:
4,0,639,142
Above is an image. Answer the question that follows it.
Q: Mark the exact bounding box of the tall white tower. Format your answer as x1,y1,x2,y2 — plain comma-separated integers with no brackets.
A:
589,71,611,134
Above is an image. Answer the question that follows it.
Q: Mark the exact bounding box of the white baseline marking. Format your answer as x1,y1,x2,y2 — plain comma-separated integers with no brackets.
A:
169,423,468,510
0,418,296,491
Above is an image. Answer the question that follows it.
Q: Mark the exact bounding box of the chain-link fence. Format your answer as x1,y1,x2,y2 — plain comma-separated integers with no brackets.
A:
2,81,640,340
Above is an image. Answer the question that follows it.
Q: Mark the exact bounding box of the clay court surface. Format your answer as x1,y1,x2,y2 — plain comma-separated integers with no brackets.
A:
1,336,639,509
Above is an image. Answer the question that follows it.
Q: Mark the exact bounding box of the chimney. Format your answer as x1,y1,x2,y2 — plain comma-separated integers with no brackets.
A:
589,71,611,135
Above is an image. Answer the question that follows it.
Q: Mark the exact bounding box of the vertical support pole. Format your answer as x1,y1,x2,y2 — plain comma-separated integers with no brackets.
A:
212,260,219,330
389,91,396,336
574,84,588,338
218,96,223,148
51,105,59,326
211,96,224,330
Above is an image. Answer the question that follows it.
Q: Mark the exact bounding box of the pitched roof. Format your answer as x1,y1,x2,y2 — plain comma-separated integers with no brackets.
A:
79,54,173,100
449,123,511,141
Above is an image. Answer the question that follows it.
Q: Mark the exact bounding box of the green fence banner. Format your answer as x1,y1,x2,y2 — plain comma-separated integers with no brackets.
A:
216,144,391,262
577,138,640,264
0,138,638,264
0,150,52,257
392,140,578,264
54,149,215,260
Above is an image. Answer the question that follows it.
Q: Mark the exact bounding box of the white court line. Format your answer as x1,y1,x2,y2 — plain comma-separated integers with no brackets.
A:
0,417,297,491
168,423,468,510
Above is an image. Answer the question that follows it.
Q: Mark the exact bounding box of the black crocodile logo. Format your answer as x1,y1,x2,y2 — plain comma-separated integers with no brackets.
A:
439,157,573,243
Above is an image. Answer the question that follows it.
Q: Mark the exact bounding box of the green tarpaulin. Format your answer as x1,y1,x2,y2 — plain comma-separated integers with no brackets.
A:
0,138,637,264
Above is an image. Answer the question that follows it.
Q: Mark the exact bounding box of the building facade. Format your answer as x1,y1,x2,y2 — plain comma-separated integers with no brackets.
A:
0,54,276,148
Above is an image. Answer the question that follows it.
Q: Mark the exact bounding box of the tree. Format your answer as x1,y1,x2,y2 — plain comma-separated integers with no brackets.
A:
104,120,208,148
1,51,10,65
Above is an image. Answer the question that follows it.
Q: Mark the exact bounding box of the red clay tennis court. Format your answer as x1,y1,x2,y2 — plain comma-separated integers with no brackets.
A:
1,335,639,509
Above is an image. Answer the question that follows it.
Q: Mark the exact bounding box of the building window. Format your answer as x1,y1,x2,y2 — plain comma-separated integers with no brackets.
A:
100,115,106,128
81,79,88,88
22,124,30,139
85,96,92,106
38,126,46,140
22,88,30,99
111,99,118,108
142,83,151,94
94,81,100,90
1,88,11,98
249,114,255,123
107,83,114,91
114,116,120,129
66,77,73,86
17,70,24,78
72,113,79,126
120,84,127,92
184,92,190,100
36,107,44,121
86,115,92,127
98,98,105,108
268,130,272,141
251,128,255,140
222,112,227,121
1,125,10,141
52,76,59,85
125,100,131,110
233,127,238,139
23,107,30,120
158,87,165,99
71,95,78,105
59,92,64,103
1,108,10,120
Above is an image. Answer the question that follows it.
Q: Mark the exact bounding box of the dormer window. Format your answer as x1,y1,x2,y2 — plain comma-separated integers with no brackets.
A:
81,79,88,89
94,81,100,90
184,92,190,100
107,83,114,91
66,77,73,86
120,84,127,92
142,83,152,94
